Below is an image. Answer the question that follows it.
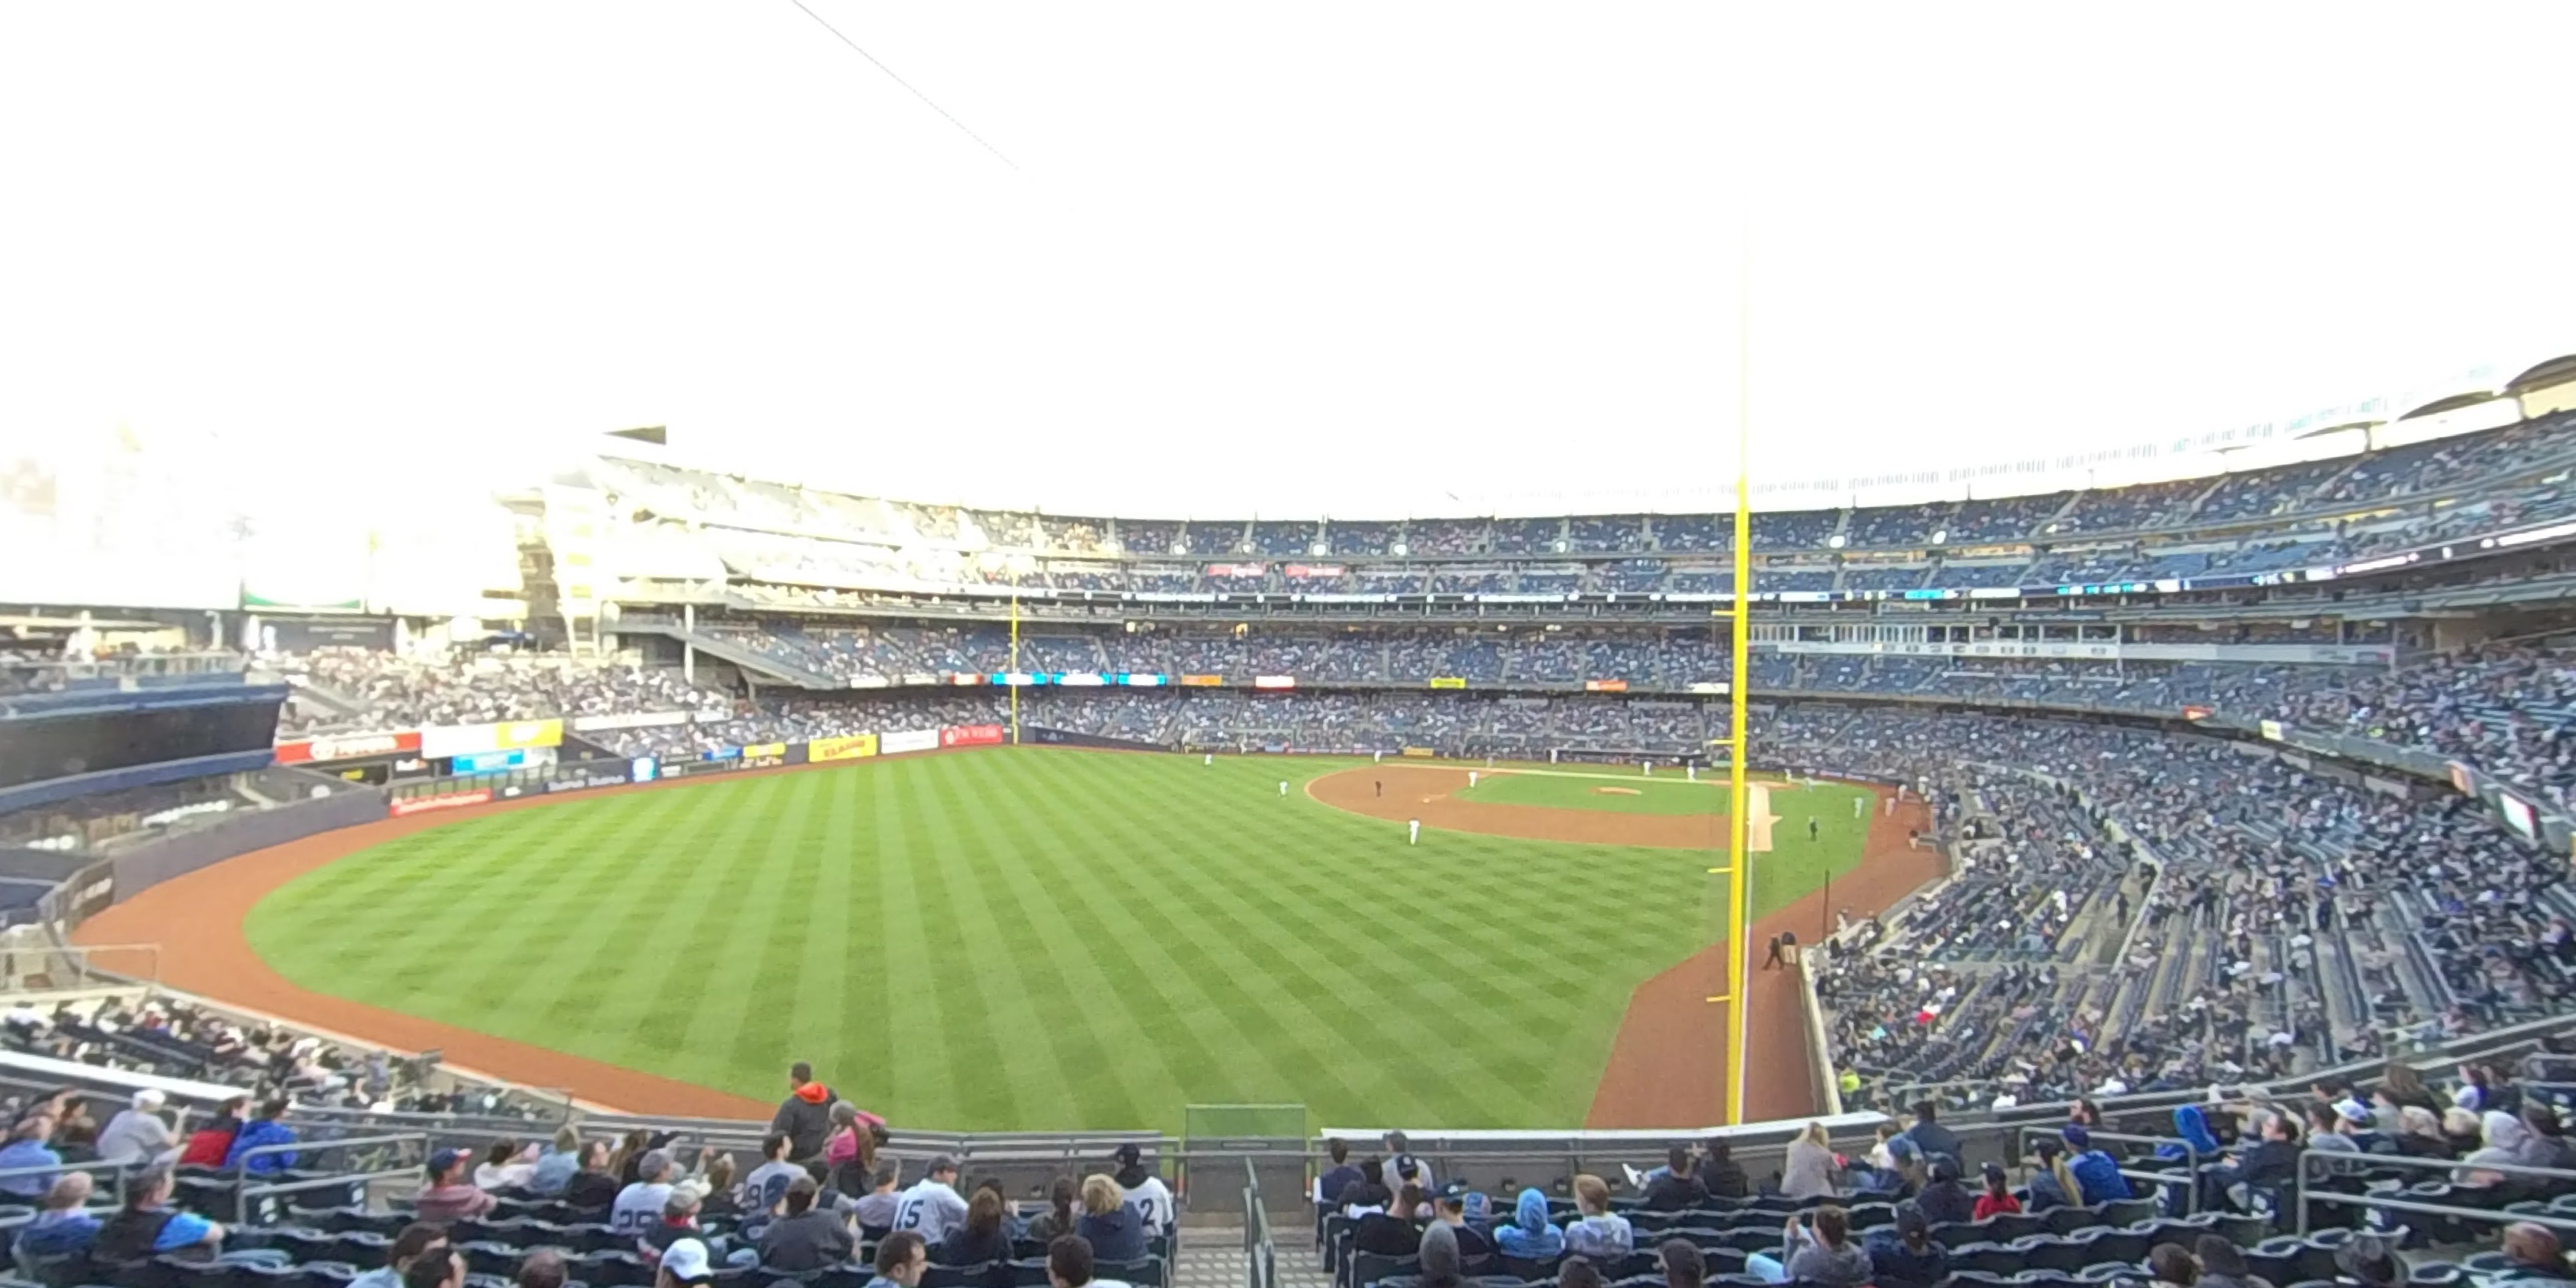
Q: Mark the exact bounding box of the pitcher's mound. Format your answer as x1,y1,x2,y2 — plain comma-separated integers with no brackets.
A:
1593,787,1642,797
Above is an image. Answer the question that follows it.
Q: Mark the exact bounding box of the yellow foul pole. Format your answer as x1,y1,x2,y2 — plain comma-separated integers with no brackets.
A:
1009,586,1022,745
1723,229,1754,1126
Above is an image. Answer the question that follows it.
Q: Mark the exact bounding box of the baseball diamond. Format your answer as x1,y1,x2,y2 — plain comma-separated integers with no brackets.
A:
72,746,1932,1132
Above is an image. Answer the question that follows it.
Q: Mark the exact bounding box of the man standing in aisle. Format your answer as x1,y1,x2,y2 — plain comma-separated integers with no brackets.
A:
772,1063,838,1166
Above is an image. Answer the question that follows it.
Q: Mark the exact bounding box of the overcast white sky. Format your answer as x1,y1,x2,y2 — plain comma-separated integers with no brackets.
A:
3,1,2572,521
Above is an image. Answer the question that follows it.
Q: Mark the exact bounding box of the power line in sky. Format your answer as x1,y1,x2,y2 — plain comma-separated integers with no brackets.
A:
784,0,1018,170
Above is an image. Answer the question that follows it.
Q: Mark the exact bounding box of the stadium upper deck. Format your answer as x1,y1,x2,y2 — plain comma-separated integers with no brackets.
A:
574,403,2576,612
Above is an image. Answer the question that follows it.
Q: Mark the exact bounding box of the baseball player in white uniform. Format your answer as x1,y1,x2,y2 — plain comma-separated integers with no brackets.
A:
1278,780,1287,797
1467,771,1478,788
1408,818,1421,845
1204,753,1212,766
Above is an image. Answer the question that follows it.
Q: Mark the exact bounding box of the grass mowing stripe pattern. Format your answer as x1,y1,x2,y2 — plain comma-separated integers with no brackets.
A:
243,749,1862,1131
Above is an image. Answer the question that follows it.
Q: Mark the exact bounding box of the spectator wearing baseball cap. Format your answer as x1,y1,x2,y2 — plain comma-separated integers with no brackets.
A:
640,1189,718,1263
415,1148,497,1223
1111,1143,1174,1232
1430,1184,1492,1258
655,1238,714,1288
1377,1133,1434,1197
1864,1202,1948,1288
96,1090,177,1165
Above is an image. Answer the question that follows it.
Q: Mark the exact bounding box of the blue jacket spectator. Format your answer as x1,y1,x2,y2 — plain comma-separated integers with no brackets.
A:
2062,1127,2128,1204
2159,1106,2221,1162
0,1117,63,1199
1074,1176,1146,1263
1314,1140,1364,1210
12,1173,101,1261
220,1101,298,1176
529,1131,583,1196
1494,1188,1563,1260
1898,1103,1960,1164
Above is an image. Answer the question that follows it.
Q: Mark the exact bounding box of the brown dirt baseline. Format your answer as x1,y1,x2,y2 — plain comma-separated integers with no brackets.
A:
1309,765,1940,1126
1305,765,1731,848
1587,786,1941,1127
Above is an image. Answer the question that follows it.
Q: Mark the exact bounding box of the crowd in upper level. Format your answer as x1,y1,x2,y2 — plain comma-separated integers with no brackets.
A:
590,411,2576,566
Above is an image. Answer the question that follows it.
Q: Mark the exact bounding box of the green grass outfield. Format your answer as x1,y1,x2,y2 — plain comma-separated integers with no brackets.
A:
243,748,1871,1133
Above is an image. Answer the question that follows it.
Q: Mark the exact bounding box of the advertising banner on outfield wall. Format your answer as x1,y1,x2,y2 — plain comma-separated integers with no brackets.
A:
568,711,693,734
1687,682,1729,694
2450,760,2478,795
1180,674,1224,687
1283,564,1346,578
1584,679,1629,693
545,770,631,795
846,677,891,689
903,673,940,687
881,729,940,755
2259,719,2286,742
808,734,878,762
1428,677,1466,689
275,729,422,764
1119,673,1167,686
1056,672,1108,686
1253,675,1296,690
390,790,492,817
422,720,563,761
1402,747,1436,758
947,673,984,685
942,724,1006,748
1203,563,1267,577
741,743,789,768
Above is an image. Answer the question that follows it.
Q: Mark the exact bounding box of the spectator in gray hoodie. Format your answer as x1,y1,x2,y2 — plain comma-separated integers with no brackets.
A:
1748,1206,1869,1287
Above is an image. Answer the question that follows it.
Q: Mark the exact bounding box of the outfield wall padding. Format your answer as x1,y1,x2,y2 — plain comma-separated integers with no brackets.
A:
60,792,392,934
1024,727,1168,753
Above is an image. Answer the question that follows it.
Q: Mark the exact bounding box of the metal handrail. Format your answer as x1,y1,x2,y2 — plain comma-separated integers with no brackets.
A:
0,1156,144,1206
2291,1146,2576,1236
230,1130,429,1225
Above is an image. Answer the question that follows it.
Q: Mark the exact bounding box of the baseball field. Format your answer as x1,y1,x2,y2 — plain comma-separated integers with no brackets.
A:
81,747,1935,1132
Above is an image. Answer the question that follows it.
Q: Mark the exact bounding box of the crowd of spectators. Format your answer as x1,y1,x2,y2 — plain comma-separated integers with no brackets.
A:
583,414,2576,612
1,993,532,1123
270,648,728,735
263,634,2576,821
1787,706,2575,1116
